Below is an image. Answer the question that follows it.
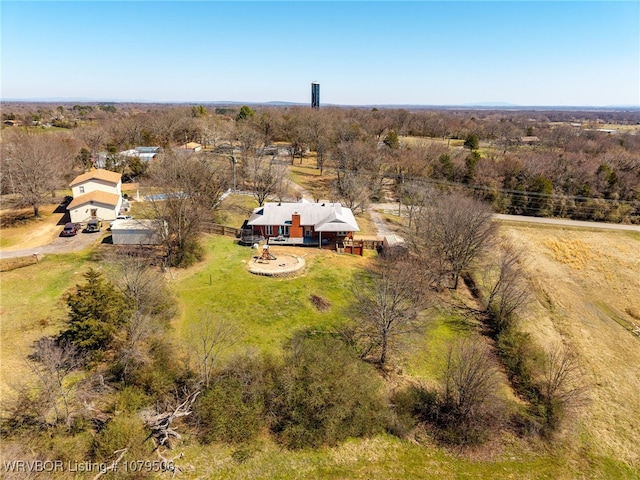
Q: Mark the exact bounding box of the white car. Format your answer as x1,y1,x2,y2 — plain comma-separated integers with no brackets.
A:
110,215,133,229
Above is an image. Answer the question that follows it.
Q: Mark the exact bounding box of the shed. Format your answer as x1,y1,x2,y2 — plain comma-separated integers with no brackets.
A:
382,234,408,257
110,219,166,245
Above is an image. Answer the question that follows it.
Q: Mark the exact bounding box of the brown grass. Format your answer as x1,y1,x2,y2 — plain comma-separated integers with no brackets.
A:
0,203,65,249
503,225,640,466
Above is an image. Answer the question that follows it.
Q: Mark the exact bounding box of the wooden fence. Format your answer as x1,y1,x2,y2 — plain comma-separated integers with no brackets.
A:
201,222,242,238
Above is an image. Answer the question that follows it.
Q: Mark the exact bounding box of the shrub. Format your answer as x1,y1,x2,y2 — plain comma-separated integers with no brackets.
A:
92,414,154,477
196,353,275,444
269,333,386,449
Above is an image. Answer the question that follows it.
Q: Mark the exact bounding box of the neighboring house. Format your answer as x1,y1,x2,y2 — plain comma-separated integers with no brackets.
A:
519,136,541,144
67,169,123,223
179,142,202,152
120,146,162,162
246,200,360,249
111,219,165,245
94,146,161,168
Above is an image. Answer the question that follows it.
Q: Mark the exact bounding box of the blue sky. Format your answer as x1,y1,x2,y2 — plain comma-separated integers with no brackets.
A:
1,1,639,106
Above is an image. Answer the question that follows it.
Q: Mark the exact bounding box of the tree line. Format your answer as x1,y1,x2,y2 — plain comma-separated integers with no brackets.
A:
3,103,638,226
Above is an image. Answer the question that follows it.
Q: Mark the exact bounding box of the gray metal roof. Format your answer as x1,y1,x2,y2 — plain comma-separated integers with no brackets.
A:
248,201,360,232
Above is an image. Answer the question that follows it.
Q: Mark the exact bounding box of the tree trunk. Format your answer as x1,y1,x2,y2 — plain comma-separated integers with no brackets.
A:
33,204,40,218
380,334,388,366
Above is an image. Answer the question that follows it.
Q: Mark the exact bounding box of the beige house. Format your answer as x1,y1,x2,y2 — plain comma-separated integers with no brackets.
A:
179,142,202,152
67,169,123,223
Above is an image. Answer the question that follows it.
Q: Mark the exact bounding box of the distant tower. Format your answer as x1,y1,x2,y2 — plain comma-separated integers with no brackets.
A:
311,82,320,110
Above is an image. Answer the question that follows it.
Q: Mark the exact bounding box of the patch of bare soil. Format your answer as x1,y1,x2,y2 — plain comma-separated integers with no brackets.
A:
502,225,640,466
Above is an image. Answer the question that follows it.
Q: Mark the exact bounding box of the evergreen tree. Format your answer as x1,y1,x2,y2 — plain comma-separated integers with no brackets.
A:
236,105,255,122
383,130,400,149
464,133,479,150
60,268,131,354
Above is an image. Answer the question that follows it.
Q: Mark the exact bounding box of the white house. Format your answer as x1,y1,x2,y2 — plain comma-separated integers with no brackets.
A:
67,169,123,223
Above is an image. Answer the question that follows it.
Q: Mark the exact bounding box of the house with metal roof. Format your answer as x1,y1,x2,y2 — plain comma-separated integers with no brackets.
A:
245,200,360,249
120,147,161,162
67,169,123,223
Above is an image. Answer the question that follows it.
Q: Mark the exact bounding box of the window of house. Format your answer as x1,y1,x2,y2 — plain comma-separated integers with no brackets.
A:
266,225,273,236
79,186,85,193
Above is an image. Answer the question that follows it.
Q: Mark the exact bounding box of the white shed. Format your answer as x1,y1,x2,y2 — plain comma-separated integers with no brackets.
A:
111,219,165,245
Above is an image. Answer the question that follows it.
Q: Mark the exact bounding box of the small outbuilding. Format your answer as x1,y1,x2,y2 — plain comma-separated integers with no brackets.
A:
110,219,166,245
381,234,408,258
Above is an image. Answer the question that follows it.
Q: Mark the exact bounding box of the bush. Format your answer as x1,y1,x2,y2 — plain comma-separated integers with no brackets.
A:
391,340,505,446
269,333,386,449
122,337,192,398
111,386,151,414
196,354,275,444
92,414,154,478
496,327,541,402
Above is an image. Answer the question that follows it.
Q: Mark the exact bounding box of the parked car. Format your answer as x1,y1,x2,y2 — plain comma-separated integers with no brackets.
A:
109,215,132,229
85,219,102,233
61,222,77,236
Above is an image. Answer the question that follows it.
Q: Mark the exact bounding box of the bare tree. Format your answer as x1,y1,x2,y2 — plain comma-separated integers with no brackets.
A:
439,338,502,443
333,170,371,214
411,192,497,289
27,337,81,427
398,180,433,228
350,257,430,367
148,150,229,267
245,154,289,206
331,138,383,213
109,252,176,320
538,343,589,432
188,312,239,388
1,130,74,216
480,242,531,334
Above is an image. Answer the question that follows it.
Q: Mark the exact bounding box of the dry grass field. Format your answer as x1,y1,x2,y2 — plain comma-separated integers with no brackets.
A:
500,223,640,466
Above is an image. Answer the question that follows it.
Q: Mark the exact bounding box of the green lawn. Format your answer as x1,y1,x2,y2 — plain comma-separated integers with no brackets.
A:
0,253,91,397
173,235,369,354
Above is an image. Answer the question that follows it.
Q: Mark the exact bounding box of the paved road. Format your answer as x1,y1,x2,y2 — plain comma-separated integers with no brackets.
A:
493,213,640,231
372,203,640,232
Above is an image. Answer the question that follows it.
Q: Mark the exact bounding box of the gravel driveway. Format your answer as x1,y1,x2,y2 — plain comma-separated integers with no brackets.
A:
0,230,109,260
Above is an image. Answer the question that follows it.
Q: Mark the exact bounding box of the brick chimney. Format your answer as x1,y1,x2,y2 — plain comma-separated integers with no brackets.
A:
290,212,303,238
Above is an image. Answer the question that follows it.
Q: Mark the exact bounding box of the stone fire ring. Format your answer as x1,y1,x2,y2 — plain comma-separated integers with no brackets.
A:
248,254,305,277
